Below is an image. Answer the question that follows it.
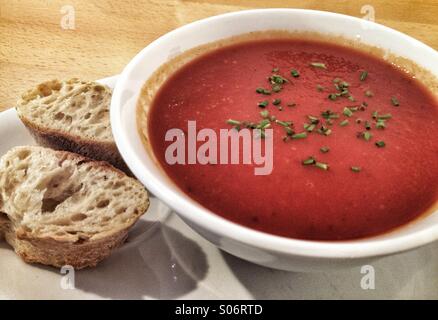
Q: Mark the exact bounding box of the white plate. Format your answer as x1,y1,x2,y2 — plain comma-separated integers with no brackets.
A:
0,77,437,299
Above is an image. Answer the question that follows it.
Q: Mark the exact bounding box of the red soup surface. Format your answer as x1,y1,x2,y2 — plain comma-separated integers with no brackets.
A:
146,38,438,241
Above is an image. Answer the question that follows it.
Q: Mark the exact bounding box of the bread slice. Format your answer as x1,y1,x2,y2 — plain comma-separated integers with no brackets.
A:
0,146,149,269
15,79,130,174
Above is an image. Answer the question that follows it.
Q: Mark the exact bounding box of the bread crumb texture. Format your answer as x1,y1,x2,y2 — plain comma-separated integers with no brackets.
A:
17,79,113,141
0,146,149,268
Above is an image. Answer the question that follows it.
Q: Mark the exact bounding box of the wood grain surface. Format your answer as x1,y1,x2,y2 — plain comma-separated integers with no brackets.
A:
1,0,437,110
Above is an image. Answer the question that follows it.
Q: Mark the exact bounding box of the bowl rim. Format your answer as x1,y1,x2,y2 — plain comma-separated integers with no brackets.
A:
111,8,438,259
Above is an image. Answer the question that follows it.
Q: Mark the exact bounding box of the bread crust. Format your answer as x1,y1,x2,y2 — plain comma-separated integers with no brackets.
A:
18,113,132,176
4,226,129,269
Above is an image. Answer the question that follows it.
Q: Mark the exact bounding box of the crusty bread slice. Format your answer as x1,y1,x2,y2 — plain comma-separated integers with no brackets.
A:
15,79,130,174
0,146,149,269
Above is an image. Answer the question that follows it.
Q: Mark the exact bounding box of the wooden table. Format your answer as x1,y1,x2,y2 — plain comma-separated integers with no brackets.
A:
1,0,437,111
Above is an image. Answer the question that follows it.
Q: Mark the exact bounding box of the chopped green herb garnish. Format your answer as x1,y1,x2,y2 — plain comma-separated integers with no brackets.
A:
284,126,294,136
302,156,316,166
260,110,270,118
272,98,281,105
292,132,308,139
272,67,279,73
351,166,361,172
310,62,327,69
360,70,368,81
348,95,356,102
363,131,372,141
322,110,340,119
291,69,300,77
375,119,386,129
269,74,288,85
256,87,271,95
339,119,349,127
328,93,338,101
315,162,329,170
364,121,371,130
343,107,354,117
276,120,292,127
304,123,316,132
317,84,325,92
226,119,241,126
320,146,330,153
258,100,269,108
272,84,282,92
391,96,400,106
257,119,271,129
377,113,392,120
307,115,320,124
287,102,296,107
375,140,386,148
317,126,332,136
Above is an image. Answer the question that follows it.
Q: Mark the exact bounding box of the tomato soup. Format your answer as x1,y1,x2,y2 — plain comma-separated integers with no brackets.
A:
143,37,438,240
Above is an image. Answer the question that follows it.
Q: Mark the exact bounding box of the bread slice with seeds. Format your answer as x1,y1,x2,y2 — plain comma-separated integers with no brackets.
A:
15,79,130,174
0,146,149,269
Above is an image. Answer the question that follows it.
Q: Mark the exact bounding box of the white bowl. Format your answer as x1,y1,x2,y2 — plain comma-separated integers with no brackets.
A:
111,9,438,272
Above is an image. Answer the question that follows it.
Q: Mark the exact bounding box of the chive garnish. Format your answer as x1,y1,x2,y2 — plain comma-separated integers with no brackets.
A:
276,120,292,127
291,69,300,77
272,84,282,93
269,75,288,85
292,132,308,139
315,162,329,170
307,115,320,124
256,87,271,95
375,140,386,148
272,98,281,105
364,120,371,130
363,131,372,141
339,119,349,127
328,93,338,101
360,70,368,81
287,102,296,107
257,119,271,129
304,123,316,132
226,119,241,126
348,95,356,102
260,110,270,118
272,67,279,73
375,120,386,129
320,146,330,153
321,110,339,119
302,157,329,171
284,126,294,136
258,100,269,108
302,157,316,165
343,107,354,117
391,96,400,106
351,166,361,172
317,84,324,92
317,126,332,136
310,62,327,69
377,113,392,120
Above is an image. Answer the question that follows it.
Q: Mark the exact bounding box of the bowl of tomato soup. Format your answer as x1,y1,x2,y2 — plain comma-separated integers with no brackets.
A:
111,9,438,271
